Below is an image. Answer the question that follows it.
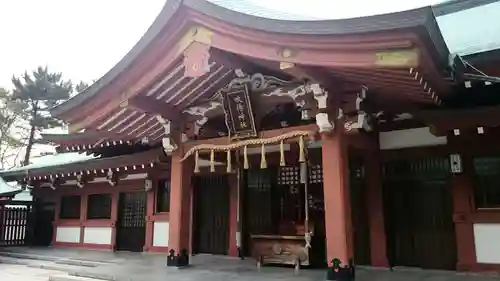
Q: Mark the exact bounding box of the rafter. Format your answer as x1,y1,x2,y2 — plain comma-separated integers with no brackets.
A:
122,96,182,121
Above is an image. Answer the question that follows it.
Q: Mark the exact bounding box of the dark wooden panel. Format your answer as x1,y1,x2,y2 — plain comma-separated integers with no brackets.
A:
383,157,456,270
349,157,371,266
116,192,146,252
193,174,230,255
33,201,55,246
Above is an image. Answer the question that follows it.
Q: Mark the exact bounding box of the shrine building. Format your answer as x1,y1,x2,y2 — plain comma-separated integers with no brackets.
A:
2,0,500,275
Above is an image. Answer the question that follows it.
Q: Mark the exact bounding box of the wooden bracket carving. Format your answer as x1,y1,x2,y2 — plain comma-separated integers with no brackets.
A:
182,100,223,137
106,169,119,186
344,86,373,133
181,27,215,78
76,174,86,189
145,179,153,192
156,115,178,154
48,177,60,190
183,41,214,77
311,83,334,133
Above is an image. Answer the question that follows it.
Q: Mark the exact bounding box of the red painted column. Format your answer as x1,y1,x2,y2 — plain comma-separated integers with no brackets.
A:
228,174,238,257
110,190,119,250
79,194,88,245
51,192,61,246
144,179,156,252
168,153,193,255
364,136,389,267
451,155,476,271
321,131,354,266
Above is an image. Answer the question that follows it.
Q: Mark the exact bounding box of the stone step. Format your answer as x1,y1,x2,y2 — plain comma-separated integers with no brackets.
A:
70,271,115,281
0,256,35,265
0,251,61,262
55,259,102,267
68,257,124,264
27,262,82,273
0,255,84,273
49,274,105,281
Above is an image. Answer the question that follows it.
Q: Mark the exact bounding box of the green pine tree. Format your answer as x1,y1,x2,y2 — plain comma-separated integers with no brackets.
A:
11,66,73,166
0,87,26,169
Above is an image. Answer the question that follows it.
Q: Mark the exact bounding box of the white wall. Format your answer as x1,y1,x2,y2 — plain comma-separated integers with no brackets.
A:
83,227,113,245
379,127,447,150
473,223,500,264
55,226,81,243
152,221,169,247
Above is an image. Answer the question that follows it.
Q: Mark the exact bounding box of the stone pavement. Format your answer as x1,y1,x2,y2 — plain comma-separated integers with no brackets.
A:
0,247,498,281
0,264,63,281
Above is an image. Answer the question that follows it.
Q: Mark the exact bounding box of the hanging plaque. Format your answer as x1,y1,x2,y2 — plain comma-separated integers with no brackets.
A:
222,84,257,140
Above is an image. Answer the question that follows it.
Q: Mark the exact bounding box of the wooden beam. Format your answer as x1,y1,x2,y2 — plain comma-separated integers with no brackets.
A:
123,96,182,121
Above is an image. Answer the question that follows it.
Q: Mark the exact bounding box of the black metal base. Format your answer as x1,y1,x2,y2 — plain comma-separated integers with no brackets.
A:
166,249,190,267
326,258,355,281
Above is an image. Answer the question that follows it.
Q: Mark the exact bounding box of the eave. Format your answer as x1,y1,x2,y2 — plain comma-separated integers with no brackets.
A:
416,104,500,136
0,149,164,182
51,0,451,138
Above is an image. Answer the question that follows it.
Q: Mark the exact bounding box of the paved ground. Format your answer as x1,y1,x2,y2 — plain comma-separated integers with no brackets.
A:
0,264,62,281
0,247,498,281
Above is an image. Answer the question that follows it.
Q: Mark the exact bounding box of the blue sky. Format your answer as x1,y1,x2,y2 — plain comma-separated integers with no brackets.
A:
0,0,446,89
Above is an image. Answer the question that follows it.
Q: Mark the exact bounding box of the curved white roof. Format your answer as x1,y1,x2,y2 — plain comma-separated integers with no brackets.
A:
207,0,500,57
207,0,446,20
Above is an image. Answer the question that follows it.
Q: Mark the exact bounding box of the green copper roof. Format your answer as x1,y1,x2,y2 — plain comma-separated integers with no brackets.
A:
0,152,97,176
436,1,500,56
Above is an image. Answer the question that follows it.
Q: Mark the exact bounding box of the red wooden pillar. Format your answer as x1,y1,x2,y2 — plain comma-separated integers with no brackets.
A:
321,131,354,265
228,173,239,257
51,192,61,246
79,194,88,245
364,136,389,267
451,155,476,271
144,181,155,252
168,153,193,255
110,190,119,250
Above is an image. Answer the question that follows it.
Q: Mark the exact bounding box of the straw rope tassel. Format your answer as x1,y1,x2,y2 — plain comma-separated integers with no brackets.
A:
226,150,232,173
210,149,215,172
243,145,249,170
279,140,286,167
299,135,305,163
194,150,200,173
260,144,267,169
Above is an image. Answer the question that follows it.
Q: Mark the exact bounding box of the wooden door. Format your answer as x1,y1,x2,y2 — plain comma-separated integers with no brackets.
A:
33,201,55,246
383,157,456,270
349,157,371,265
116,192,146,252
192,174,230,255
242,168,277,256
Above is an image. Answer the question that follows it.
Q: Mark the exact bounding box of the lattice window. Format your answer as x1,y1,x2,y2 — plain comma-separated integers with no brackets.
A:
473,157,500,209
308,164,323,184
156,179,171,213
245,169,274,234
278,166,300,185
59,195,81,219
87,194,112,219
120,193,146,228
